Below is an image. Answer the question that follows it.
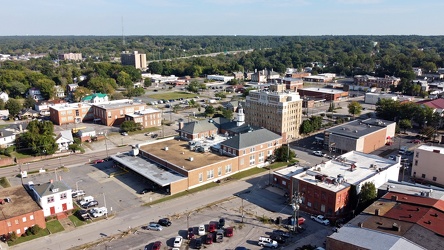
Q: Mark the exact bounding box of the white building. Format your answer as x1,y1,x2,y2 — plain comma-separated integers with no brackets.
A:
0,91,9,103
207,74,235,83
55,130,74,152
55,85,65,98
28,87,45,101
28,180,73,217
0,129,16,148
412,145,444,186
364,93,398,104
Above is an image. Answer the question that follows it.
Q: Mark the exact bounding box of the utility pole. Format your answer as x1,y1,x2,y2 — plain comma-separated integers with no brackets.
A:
291,191,302,233
241,198,244,223
103,193,108,219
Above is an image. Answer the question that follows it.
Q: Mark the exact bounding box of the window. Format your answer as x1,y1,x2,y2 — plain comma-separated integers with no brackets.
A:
7,221,11,227
307,201,312,207
218,167,222,176
249,155,255,166
415,160,418,166
60,193,67,200
225,164,232,173
47,196,54,203
416,152,419,158
258,152,264,162
198,173,203,182
15,219,18,225
250,147,255,153
207,170,214,179
75,110,79,116
268,150,273,156
240,158,244,165
422,174,426,178
321,204,326,212
433,176,437,181
16,229,20,235
282,180,286,186
243,150,246,155
22,217,26,222
30,215,34,220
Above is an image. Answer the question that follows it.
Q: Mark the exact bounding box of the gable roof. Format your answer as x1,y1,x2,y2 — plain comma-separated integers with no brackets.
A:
82,93,107,101
32,180,71,197
416,98,444,109
180,120,218,134
55,130,74,143
221,128,281,150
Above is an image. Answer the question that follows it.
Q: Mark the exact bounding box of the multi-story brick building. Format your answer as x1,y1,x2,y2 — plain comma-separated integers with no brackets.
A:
412,145,444,186
0,186,46,237
354,75,401,88
49,99,147,126
125,109,162,129
290,151,400,219
297,87,349,102
324,118,396,154
120,51,147,70
245,88,303,140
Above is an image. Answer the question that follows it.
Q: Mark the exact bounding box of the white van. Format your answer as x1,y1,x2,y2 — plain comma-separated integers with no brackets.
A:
79,196,94,206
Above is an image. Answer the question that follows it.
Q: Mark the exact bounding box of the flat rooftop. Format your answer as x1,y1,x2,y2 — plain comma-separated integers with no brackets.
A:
274,166,306,178
125,108,161,118
0,186,42,220
49,102,92,111
140,138,232,171
300,87,346,94
110,153,186,187
326,118,394,139
93,99,145,110
417,145,444,155
379,181,444,200
295,151,397,192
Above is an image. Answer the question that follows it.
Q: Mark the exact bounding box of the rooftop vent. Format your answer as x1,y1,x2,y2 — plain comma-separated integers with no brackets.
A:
189,157,194,162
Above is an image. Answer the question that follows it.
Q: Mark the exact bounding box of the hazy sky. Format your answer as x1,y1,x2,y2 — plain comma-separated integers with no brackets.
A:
2,0,443,36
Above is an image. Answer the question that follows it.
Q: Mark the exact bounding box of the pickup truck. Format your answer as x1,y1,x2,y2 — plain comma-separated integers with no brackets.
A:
90,207,108,218
215,229,224,243
311,215,330,225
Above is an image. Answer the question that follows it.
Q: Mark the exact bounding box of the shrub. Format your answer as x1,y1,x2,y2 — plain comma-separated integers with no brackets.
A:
30,224,42,235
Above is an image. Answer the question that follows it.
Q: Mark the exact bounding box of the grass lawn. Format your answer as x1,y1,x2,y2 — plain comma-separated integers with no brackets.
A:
147,91,197,100
46,220,64,234
0,177,11,188
11,150,33,159
69,214,90,227
230,161,289,180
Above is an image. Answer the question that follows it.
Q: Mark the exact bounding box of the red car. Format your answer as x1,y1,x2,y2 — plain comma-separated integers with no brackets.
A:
151,241,162,250
225,227,234,237
298,217,306,225
93,159,105,164
188,227,195,239
411,139,421,144
205,233,213,244
208,222,217,233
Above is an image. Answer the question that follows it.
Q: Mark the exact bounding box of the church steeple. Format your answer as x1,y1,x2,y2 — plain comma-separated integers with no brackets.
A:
236,103,245,126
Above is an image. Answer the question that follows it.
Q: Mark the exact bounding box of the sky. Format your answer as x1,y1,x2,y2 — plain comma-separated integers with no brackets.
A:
2,0,443,36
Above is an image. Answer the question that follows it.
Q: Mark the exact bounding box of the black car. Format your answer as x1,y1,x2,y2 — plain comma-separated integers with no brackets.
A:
82,200,98,209
218,218,225,228
194,238,202,249
76,209,91,220
270,233,286,243
158,218,172,226
273,229,290,238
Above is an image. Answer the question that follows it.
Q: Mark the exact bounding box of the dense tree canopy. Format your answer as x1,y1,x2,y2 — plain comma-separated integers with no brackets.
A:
18,120,57,156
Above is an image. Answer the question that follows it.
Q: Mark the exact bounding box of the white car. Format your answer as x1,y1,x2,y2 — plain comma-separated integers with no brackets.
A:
198,225,206,236
258,236,278,248
313,151,325,157
311,215,330,225
90,207,107,218
173,236,183,247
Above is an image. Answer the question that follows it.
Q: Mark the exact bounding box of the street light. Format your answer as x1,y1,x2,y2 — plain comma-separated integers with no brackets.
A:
103,193,108,219
292,192,303,232
75,180,83,192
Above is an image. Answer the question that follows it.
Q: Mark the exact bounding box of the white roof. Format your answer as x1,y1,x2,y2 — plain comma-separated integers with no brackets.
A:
294,151,397,192
301,87,345,94
417,145,444,155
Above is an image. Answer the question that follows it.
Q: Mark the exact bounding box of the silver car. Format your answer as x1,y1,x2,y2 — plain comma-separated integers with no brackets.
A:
147,223,163,231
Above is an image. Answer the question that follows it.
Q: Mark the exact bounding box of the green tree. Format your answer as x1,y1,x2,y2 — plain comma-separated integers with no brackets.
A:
73,86,92,102
274,145,296,162
215,92,227,99
144,78,152,87
120,120,142,132
34,78,56,100
204,105,215,117
360,182,377,204
18,120,57,155
116,71,133,89
6,99,22,117
299,120,313,135
222,108,233,120
398,119,412,133
348,101,362,118
24,95,37,109
87,76,117,94
327,102,335,112
186,80,206,93
110,92,125,100
0,99,5,110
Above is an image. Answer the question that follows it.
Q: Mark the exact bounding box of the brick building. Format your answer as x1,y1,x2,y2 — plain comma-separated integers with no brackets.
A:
297,87,349,102
125,109,162,129
120,51,147,70
324,118,396,154
354,75,401,88
49,103,93,125
0,186,46,237
412,145,444,186
58,53,82,61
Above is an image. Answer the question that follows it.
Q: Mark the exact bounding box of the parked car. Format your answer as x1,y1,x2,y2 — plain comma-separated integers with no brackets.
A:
72,190,86,198
79,196,94,206
198,225,206,236
216,229,224,243
208,222,217,232
225,227,233,237
270,233,286,244
311,215,330,225
146,223,163,231
121,132,128,136
158,218,171,226
410,139,422,144
273,229,290,238
258,237,278,248
205,233,213,244
139,188,152,194
194,238,202,249
173,236,183,248
388,155,396,160
188,227,195,239
313,151,325,157
93,159,105,164
81,200,99,209
151,241,162,250
90,207,107,218
218,218,225,228
76,209,91,220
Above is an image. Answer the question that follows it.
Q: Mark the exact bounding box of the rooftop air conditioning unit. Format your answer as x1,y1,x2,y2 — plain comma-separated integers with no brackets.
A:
189,157,194,162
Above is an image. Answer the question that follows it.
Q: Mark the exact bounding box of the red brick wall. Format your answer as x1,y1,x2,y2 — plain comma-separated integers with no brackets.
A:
0,210,46,236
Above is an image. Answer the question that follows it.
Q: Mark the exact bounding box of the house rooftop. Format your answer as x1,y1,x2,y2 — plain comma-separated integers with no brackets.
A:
326,118,395,139
32,180,71,197
0,186,42,220
294,151,398,192
139,138,231,171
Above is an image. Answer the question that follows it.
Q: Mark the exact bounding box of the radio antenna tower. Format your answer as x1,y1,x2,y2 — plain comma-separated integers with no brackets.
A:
121,16,126,48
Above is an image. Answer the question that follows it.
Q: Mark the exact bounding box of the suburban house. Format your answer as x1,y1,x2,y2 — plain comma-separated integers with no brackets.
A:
18,108,39,120
81,93,108,103
54,85,65,99
416,98,444,128
55,130,74,152
28,180,73,217
35,99,67,116
0,186,46,237
0,129,16,148
0,110,9,120
27,87,45,102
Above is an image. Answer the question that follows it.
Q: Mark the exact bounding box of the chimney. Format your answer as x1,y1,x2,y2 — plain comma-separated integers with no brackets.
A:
358,222,363,228
375,209,380,216
391,195,398,201
392,223,401,232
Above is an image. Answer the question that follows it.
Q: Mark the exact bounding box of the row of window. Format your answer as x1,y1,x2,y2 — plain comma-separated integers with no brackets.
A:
47,193,67,203
6,215,34,227
198,165,233,182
